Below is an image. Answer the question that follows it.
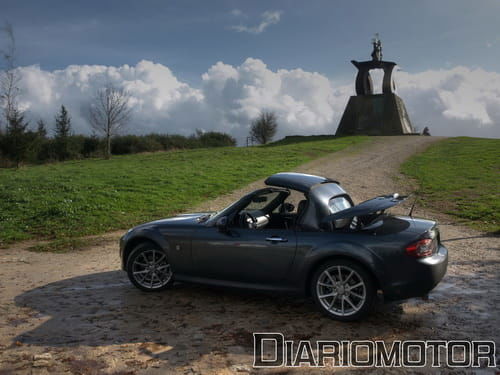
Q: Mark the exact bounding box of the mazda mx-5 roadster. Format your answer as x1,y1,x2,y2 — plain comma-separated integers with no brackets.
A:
120,172,448,321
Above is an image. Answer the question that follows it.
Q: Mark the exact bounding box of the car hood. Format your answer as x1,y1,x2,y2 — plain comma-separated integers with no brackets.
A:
322,194,408,223
137,212,213,229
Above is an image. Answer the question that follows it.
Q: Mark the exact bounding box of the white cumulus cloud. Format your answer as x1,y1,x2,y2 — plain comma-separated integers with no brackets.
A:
7,59,500,143
395,66,500,136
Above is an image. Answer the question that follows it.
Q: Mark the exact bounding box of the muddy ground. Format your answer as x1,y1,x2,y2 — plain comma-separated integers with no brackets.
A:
0,136,498,374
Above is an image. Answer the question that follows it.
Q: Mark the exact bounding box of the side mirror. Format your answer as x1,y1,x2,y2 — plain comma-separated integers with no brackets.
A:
216,216,228,233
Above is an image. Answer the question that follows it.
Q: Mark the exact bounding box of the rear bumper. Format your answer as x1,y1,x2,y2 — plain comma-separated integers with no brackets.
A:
383,244,448,301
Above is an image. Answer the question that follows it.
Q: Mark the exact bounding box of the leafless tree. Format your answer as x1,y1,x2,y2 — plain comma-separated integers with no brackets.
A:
249,111,278,144
0,22,21,133
88,84,132,159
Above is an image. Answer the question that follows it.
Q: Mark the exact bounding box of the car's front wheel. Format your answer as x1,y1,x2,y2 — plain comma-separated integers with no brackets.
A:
311,260,376,321
126,241,173,292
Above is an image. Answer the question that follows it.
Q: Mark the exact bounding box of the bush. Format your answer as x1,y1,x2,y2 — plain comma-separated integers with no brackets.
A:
0,130,236,167
198,131,236,147
82,135,101,157
111,131,236,155
111,135,163,155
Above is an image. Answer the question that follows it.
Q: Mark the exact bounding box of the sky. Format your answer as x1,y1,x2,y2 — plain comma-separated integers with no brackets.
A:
1,0,499,141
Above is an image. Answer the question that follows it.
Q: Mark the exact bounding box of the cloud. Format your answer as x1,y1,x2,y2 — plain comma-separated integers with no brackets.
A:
15,61,203,136
8,59,500,143
231,10,282,34
230,9,244,17
395,67,500,136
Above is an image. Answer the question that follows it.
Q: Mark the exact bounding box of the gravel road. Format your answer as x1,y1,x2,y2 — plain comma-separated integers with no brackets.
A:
0,136,498,375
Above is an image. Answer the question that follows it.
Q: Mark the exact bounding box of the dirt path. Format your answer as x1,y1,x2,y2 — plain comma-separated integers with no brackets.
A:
0,136,498,375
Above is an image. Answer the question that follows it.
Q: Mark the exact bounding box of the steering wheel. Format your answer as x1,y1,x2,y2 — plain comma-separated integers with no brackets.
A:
239,211,256,228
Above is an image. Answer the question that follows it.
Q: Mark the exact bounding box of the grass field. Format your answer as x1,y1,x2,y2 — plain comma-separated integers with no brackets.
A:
401,137,500,233
0,136,368,246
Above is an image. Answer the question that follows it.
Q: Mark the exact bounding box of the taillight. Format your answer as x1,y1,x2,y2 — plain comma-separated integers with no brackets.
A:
405,238,434,258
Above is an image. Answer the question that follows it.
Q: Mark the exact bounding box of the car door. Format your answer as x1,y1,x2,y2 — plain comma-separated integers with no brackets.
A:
191,225,297,285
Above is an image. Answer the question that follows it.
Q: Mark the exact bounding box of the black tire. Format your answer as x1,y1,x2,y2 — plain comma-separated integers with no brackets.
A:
126,241,174,292
311,259,376,321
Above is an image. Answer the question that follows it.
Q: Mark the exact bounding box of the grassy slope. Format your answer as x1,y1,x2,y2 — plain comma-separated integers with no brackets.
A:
0,136,368,245
401,137,499,233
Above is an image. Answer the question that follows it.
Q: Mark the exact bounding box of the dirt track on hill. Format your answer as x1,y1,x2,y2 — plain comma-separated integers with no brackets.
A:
0,136,499,374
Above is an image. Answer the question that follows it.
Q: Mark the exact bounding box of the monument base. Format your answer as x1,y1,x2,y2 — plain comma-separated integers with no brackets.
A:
335,93,415,136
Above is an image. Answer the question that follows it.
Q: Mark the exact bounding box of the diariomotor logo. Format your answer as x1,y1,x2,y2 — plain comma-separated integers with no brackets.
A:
253,333,496,368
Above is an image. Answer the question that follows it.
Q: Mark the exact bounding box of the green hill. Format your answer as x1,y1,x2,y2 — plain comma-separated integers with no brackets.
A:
0,136,368,246
402,137,500,233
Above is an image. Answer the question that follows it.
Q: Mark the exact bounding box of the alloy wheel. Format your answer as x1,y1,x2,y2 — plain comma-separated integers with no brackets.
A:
316,265,366,317
131,249,172,289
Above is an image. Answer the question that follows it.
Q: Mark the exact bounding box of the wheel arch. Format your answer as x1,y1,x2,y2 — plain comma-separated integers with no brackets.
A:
122,233,167,270
303,254,382,296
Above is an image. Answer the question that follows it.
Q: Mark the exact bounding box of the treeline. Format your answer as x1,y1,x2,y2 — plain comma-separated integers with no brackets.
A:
0,105,236,167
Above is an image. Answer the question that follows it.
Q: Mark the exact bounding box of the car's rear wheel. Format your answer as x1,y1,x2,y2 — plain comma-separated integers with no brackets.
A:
126,241,173,292
311,259,375,321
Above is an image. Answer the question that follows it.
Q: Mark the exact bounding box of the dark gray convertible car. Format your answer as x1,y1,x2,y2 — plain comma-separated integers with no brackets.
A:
120,172,448,321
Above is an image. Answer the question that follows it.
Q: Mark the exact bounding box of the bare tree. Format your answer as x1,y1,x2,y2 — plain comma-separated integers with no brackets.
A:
249,111,278,144
0,22,21,133
88,84,132,159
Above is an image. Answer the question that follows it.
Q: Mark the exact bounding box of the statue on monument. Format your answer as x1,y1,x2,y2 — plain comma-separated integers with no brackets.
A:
335,35,416,136
371,33,382,61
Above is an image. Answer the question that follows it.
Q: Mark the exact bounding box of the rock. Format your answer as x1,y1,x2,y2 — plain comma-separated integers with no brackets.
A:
33,353,52,361
193,333,204,341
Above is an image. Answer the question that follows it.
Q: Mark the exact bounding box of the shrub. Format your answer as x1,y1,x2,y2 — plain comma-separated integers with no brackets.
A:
82,135,101,157
0,130,236,167
111,135,163,155
198,131,236,147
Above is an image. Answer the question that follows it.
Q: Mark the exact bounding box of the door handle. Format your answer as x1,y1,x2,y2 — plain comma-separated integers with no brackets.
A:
266,237,288,243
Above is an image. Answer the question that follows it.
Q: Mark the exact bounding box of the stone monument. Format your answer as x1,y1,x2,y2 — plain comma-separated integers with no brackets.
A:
335,34,415,136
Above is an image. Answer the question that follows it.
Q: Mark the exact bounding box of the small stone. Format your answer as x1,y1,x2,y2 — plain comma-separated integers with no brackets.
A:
33,353,52,361
193,333,204,341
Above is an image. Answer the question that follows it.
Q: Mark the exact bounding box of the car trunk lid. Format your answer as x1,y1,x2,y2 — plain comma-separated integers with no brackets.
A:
322,194,408,224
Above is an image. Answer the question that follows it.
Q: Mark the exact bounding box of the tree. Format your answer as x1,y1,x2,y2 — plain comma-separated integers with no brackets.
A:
1,108,34,167
36,119,47,138
88,84,132,159
249,111,278,144
54,105,71,138
0,23,21,134
54,105,72,160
